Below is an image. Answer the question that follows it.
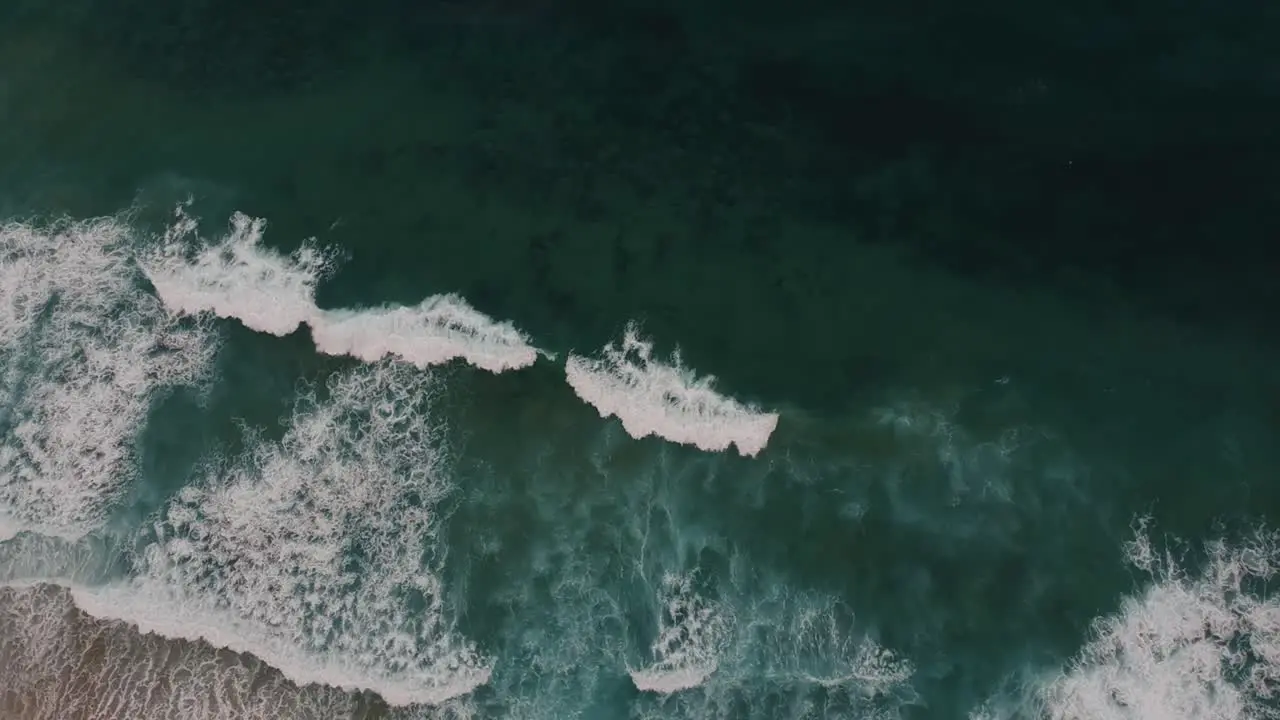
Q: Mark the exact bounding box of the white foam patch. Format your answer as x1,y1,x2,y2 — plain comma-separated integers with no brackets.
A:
0,216,217,541
972,519,1280,720
629,571,735,693
71,362,490,707
139,207,332,336
564,323,778,457
141,207,541,373
311,294,539,372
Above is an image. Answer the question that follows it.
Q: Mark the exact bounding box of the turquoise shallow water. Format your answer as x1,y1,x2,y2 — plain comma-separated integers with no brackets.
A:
2,7,1279,720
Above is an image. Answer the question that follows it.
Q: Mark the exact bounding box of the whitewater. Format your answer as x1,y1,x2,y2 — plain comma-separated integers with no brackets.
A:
2,4,1276,717
1,205,1277,720
138,205,779,453
0,207,807,718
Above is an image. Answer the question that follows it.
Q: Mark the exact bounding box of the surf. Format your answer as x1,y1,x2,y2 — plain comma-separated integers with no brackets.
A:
0,215,216,541
565,322,779,457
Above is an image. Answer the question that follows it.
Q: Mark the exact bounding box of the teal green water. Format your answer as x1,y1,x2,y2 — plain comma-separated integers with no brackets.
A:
2,10,1279,720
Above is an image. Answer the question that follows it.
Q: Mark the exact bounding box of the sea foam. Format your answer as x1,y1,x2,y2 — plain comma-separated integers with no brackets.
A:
972,519,1280,720
0,216,217,541
628,571,735,693
71,361,490,707
627,564,915,719
0,584,374,720
639,582,914,698
565,323,778,457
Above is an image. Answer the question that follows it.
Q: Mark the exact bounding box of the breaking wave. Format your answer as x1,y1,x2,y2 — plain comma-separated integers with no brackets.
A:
971,519,1280,720
139,207,780,457
565,323,779,457
310,296,539,373
456,422,916,720
139,207,539,373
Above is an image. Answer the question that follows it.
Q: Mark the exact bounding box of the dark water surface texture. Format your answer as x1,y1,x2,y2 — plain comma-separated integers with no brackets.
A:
1,2,1278,719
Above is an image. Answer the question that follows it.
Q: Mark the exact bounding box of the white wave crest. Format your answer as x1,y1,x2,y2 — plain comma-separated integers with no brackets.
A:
72,361,490,707
565,323,778,457
0,217,217,541
140,207,540,373
973,519,1280,720
311,294,539,372
139,207,332,336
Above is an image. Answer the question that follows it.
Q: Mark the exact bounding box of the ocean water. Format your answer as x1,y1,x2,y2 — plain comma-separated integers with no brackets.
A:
2,4,1279,720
